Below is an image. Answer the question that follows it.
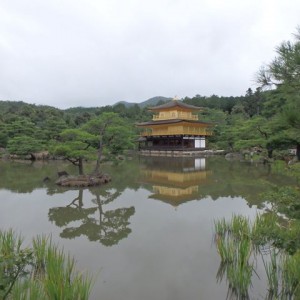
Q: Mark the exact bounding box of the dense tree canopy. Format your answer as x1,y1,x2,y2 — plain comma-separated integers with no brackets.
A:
256,27,300,159
52,128,98,175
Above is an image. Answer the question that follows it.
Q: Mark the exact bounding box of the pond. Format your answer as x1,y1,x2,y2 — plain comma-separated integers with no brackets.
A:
0,156,295,299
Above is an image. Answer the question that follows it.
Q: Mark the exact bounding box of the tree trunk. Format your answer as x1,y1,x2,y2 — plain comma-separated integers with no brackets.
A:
93,140,103,174
267,147,273,159
78,158,84,175
297,143,300,161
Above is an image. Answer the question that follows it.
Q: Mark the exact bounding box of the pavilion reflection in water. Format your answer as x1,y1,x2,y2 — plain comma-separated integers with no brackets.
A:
140,157,212,206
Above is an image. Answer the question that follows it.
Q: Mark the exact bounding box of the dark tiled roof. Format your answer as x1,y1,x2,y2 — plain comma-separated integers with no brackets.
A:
148,100,202,111
136,119,213,126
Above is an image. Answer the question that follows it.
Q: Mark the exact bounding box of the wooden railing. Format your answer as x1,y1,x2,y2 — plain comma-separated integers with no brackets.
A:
141,127,213,136
152,114,198,121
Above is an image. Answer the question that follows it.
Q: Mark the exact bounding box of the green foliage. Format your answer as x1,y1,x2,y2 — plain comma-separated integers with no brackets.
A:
255,27,300,158
51,128,98,174
0,230,93,300
257,27,300,89
214,216,254,298
257,185,300,254
263,249,280,296
242,88,264,118
263,186,300,220
281,250,300,297
7,136,45,156
53,129,97,158
251,213,280,246
0,230,32,299
0,101,70,150
183,94,241,114
83,112,135,172
214,214,300,299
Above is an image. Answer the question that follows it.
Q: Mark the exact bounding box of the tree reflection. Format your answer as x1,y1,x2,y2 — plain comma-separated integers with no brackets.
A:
0,158,287,209
48,189,135,246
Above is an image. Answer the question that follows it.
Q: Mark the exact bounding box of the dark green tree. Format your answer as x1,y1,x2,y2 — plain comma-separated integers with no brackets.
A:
257,27,300,159
257,27,300,89
6,119,35,138
52,129,98,175
7,136,45,157
242,88,263,118
83,112,134,174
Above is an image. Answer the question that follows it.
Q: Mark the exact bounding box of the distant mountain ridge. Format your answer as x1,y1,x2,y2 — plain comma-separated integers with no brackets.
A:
115,96,172,108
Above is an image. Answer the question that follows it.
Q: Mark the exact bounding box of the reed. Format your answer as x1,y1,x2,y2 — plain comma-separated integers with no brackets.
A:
32,235,49,280
42,243,93,299
214,214,300,299
216,262,227,283
228,238,253,298
10,279,46,300
230,214,251,241
214,218,228,237
214,216,252,263
227,262,252,299
0,229,94,300
215,234,235,264
281,251,300,298
251,213,279,248
0,229,23,256
262,249,280,296
214,215,252,241
214,216,254,297
236,238,252,267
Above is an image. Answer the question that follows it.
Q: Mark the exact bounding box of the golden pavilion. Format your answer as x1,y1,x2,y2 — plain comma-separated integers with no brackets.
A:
136,100,213,153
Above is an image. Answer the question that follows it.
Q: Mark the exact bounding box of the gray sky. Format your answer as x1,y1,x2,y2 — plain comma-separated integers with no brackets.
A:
0,0,299,109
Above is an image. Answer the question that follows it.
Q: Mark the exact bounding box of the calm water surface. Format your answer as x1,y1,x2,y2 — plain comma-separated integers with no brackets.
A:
0,156,294,299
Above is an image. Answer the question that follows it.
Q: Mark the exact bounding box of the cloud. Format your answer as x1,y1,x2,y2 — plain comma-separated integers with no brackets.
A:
0,0,299,108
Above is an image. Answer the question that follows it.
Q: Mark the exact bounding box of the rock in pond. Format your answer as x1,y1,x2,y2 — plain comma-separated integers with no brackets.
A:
56,174,111,187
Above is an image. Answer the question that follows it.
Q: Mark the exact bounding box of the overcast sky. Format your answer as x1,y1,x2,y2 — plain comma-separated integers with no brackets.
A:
0,0,299,109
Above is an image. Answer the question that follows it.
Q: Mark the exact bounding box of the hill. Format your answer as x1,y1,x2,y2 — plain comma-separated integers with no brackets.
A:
115,96,172,108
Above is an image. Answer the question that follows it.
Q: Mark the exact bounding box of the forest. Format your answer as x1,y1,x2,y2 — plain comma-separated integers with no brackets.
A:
0,28,299,165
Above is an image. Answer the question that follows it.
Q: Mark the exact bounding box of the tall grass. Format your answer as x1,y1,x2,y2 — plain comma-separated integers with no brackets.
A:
214,216,254,298
252,213,279,249
262,249,280,296
214,218,228,237
32,235,48,279
0,230,33,299
214,214,300,299
10,279,46,300
43,244,93,299
281,251,300,298
227,262,252,299
0,229,94,300
215,233,235,264
230,215,251,241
